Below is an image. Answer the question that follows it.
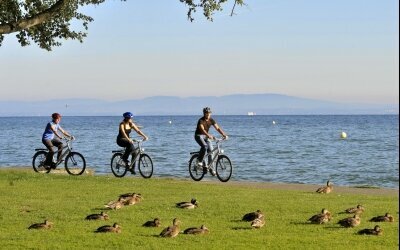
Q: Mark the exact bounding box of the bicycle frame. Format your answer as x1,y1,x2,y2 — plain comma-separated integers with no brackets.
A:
35,138,73,165
198,138,225,168
114,139,145,168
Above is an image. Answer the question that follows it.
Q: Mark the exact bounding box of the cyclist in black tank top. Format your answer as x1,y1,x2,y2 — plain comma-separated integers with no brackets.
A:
194,107,228,175
117,112,148,167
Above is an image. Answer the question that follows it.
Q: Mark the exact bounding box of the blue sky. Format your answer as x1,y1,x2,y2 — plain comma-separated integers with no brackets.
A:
1,0,398,104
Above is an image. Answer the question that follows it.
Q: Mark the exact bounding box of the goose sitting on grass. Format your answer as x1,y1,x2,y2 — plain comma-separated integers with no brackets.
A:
344,204,365,214
176,198,198,209
142,218,161,227
160,218,180,238
308,208,332,224
338,214,361,228
358,225,383,235
104,197,125,210
85,212,109,221
316,180,333,194
183,225,210,234
369,213,394,222
251,214,265,229
95,223,121,233
122,193,143,206
242,210,264,222
28,220,53,229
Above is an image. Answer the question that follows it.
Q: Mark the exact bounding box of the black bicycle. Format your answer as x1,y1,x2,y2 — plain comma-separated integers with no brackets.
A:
188,138,233,182
32,137,86,175
110,139,153,178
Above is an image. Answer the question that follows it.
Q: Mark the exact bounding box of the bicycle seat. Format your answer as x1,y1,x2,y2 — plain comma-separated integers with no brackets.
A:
112,150,124,153
35,148,48,151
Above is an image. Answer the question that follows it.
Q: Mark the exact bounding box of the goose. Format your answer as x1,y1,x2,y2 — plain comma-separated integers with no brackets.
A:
344,204,365,214
28,220,53,229
160,218,180,238
242,210,263,222
104,197,125,210
308,208,332,224
251,214,265,229
85,212,109,221
95,223,121,233
183,225,210,234
369,213,394,222
358,225,383,235
338,214,361,228
176,198,198,209
142,218,161,227
316,180,333,194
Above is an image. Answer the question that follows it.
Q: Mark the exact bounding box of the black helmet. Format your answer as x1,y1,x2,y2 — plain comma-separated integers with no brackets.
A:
123,112,133,118
203,107,212,114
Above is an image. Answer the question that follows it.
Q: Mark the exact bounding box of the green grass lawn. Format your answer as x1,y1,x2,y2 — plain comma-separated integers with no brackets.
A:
0,169,398,249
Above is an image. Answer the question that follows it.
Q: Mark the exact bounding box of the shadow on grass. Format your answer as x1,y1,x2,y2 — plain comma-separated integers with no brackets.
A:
231,226,252,230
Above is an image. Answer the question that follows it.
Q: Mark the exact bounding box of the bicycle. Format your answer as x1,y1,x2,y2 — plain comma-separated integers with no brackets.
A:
110,139,153,178
32,137,86,175
188,137,233,182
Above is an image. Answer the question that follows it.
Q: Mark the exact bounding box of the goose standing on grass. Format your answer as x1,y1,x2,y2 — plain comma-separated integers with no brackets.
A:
95,223,121,233
28,220,53,229
176,198,198,209
358,225,383,235
344,204,365,214
316,180,333,194
160,218,181,238
251,213,265,229
369,213,394,222
242,210,264,222
85,212,109,221
338,214,361,228
308,208,332,224
104,197,125,210
142,218,161,227
183,225,210,234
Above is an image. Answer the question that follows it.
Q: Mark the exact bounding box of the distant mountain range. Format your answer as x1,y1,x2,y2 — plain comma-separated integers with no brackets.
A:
0,94,398,116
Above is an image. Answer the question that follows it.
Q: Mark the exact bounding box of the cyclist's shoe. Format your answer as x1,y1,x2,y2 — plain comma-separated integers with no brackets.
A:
129,168,136,175
122,159,130,167
209,168,216,176
50,162,57,169
195,159,203,170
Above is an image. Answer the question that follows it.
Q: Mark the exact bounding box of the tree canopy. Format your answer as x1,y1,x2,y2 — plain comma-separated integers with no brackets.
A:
0,0,244,50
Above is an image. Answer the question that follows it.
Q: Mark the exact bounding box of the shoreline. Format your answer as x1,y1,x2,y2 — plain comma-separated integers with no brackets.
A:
1,166,398,197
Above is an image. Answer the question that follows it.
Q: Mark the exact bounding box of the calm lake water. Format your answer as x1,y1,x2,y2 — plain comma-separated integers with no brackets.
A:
0,115,398,188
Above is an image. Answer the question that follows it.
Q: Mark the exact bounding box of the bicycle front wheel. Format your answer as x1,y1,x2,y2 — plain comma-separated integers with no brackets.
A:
32,151,50,173
65,152,86,175
111,153,128,178
188,154,206,181
138,154,153,178
216,155,232,182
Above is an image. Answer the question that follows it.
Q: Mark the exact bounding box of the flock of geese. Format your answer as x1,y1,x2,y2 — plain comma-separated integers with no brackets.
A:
310,180,394,235
28,180,394,238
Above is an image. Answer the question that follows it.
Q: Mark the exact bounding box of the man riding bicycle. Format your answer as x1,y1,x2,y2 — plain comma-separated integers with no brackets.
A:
194,107,228,176
42,113,73,168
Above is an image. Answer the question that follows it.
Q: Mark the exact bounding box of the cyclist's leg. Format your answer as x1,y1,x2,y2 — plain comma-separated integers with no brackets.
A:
117,138,134,164
194,135,208,163
205,139,213,165
52,138,63,161
42,139,55,166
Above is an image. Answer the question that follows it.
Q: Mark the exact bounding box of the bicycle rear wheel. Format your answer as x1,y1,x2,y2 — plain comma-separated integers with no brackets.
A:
32,151,50,173
188,154,206,181
110,153,128,178
65,152,86,175
138,154,153,178
215,155,232,182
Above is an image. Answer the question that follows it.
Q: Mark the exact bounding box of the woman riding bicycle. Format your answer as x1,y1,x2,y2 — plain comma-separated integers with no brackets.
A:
194,107,228,176
42,113,73,168
117,112,148,171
